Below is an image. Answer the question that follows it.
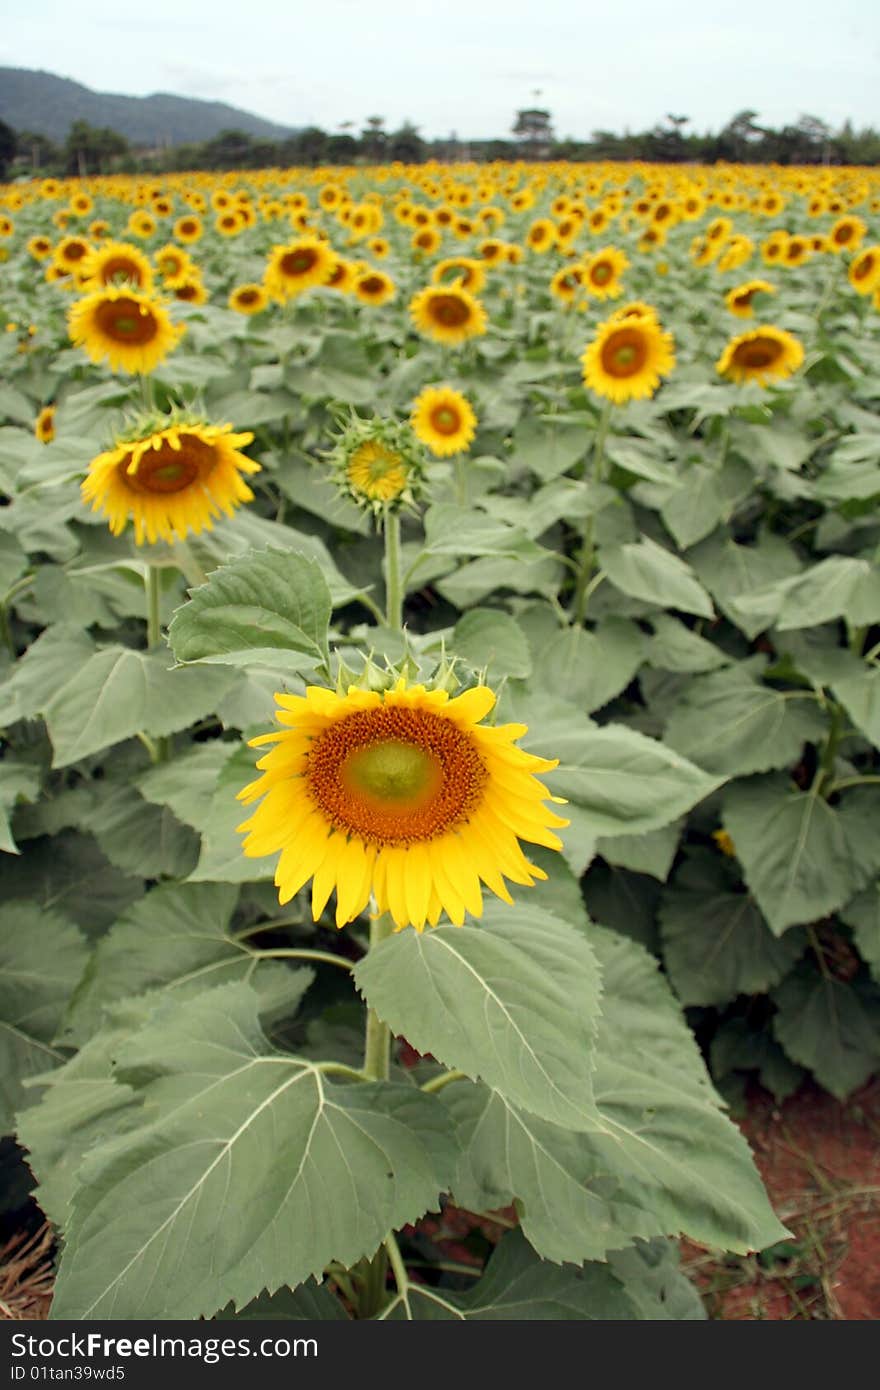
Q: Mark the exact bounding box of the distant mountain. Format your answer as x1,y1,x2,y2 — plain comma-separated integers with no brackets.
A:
0,68,295,146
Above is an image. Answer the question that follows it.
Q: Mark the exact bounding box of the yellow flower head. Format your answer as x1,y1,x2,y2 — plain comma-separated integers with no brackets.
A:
264,236,334,301
716,325,804,386
228,282,269,314
581,246,629,300
81,417,260,545
80,240,154,293
68,286,184,375
848,245,880,296
409,282,488,346
581,313,675,404
327,416,425,514
724,279,776,318
236,679,568,932
353,268,396,305
411,385,477,457
35,405,56,444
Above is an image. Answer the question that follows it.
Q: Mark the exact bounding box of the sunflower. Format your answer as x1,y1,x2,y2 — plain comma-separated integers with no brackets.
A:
154,244,192,284
581,313,675,404
549,265,583,304
368,237,390,259
412,227,442,255
582,246,629,300
27,235,53,261
411,385,477,456
80,240,154,293
68,286,184,375
353,268,396,305
229,282,269,314
607,299,660,324
724,279,776,317
216,210,245,237
236,679,568,931
848,245,880,295
81,418,260,545
127,211,157,240
525,218,557,253
409,282,487,346
431,257,486,293
53,236,92,272
782,236,811,268
829,215,866,253
34,405,55,444
173,214,202,242
172,276,208,305
345,439,410,504
325,255,356,294
264,236,334,301
716,326,804,386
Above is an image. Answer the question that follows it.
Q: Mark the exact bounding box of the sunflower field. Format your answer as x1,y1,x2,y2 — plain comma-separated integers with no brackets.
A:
1,159,880,1323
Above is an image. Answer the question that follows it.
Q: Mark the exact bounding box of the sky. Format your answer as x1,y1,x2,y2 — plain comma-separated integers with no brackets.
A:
2,0,879,140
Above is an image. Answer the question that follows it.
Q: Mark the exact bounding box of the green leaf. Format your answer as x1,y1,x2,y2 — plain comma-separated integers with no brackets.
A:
600,537,714,618
538,721,722,838
535,619,647,713
0,903,88,1131
597,822,682,882
437,552,564,608
664,667,827,776
43,646,233,767
187,745,277,884
0,831,144,935
710,1019,805,1104
659,459,752,550
688,531,802,640
646,614,729,673
168,548,332,674
51,984,458,1320
0,625,95,728
832,667,880,747
424,505,544,559
722,778,880,934
382,1229,680,1320
446,916,786,1255
510,415,589,481
452,608,532,679
840,883,880,983
0,759,41,854
772,966,880,1099
63,882,312,1045
659,853,806,1005
736,557,880,632
217,1282,348,1320
137,741,237,830
354,905,601,1129
85,785,199,879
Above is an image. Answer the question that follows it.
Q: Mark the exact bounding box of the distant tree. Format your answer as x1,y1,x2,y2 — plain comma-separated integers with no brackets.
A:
198,128,257,169
512,108,554,158
361,116,387,161
285,126,329,165
12,127,58,175
0,120,17,180
325,132,360,162
389,121,425,162
64,120,129,176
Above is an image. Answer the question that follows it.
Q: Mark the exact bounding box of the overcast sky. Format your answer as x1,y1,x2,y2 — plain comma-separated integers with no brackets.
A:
3,0,879,139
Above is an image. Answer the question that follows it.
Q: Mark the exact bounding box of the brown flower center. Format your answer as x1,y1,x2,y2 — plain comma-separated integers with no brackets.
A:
305,706,488,845
731,338,782,370
430,405,461,435
123,434,215,495
94,298,159,345
281,248,318,276
430,293,470,327
600,327,648,378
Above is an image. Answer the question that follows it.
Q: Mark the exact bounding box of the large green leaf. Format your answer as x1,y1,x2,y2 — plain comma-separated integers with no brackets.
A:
424,505,544,559
772,966,880,1099
381,1229,697,1320
532,720,723,838
168,548,332,673
510,415,589,481
187,744,277,884
452,608,532,679
0,625,95,728
63,882,312,1045
659,458,752,550
50,984,458,1320
534,619,647,713
832,667,880,747
688,531,801,640
444,914,785,1255
659,853,806,1005
0,903,87,1131
722,778,880,934
85,785,199,879
646,614,729,673
734,557,880,632
0,759,41,854
600,537,714,617
43,646,234,767
840,883,880,982
354,906,601,1129
664,667,826,776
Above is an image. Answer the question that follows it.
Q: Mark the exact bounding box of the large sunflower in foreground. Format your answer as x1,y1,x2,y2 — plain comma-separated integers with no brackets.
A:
581,313,675,404
236,680,568,931
716,325,804,386
411,385,477,456
81,419,260,544
409,282,488,345
68,287,183,374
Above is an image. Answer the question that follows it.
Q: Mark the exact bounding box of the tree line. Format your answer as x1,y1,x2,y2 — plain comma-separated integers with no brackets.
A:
3,108,880,181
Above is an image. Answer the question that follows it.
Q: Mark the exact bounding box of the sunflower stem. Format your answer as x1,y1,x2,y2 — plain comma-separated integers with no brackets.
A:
363,910,394,1082
572,399,613,625
145,565,170,762
383,509,404,631
172,541,207,589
